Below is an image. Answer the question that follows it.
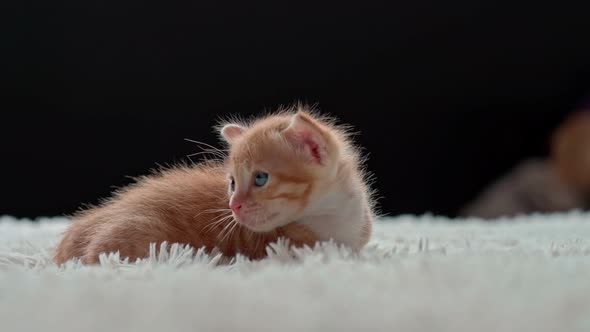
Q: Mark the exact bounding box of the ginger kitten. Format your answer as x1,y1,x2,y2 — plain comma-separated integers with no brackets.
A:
53,106,376,265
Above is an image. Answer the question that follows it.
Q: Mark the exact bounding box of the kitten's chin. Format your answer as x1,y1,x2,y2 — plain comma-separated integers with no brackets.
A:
235,212,287,233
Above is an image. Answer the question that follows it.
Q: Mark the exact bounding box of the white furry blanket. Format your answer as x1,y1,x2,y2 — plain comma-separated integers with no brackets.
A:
1,213,590,332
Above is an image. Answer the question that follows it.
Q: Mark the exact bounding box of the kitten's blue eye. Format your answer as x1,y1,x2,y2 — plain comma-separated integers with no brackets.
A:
254,172,269,187
230,177,235,191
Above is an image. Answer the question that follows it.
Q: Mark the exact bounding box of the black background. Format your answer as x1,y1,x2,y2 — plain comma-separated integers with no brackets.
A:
2,0,590,219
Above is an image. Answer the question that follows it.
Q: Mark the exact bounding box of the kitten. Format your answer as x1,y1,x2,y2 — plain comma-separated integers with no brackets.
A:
53,105,376,265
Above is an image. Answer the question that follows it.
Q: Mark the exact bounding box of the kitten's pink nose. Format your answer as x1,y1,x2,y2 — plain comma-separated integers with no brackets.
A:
230,201,242,213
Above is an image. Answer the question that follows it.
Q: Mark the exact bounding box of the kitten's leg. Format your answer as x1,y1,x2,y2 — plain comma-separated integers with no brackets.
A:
82,237,129,264
53,215,101,265
81,225,152,264
53,226,83,265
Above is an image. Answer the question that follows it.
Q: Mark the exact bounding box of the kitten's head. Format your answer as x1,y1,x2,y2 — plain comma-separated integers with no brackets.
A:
217,106,356,232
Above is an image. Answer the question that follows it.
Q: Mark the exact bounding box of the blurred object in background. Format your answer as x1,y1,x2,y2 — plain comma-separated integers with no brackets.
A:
460,93,590,219
552,100,590,194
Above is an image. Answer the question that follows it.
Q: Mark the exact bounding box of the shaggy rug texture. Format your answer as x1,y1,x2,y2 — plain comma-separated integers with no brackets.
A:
1,212,590,332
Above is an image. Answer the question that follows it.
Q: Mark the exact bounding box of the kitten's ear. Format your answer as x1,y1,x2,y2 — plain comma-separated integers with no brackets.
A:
282,112,329,164
220,124,246,144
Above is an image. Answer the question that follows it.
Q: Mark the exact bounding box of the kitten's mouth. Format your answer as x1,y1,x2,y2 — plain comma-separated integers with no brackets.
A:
235,212,280,232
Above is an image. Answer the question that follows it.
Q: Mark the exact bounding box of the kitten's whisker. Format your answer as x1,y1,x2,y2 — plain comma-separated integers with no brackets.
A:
186,151,226,158
186,150,227,163
203,214,234,233
203,221,229,234
194,208,232,219
201,212,232,229
204,213,232,228
184,138,229,162
218,219,237,242
187,151,225,159
189,147,228,156
220,220,239,243
230,221,240,241
184,138,229,153
201,208,232,214
216,215,234,231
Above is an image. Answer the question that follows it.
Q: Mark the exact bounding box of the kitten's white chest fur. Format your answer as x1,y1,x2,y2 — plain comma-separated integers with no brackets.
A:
298,179,369,250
